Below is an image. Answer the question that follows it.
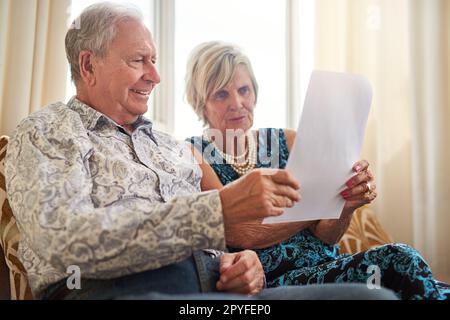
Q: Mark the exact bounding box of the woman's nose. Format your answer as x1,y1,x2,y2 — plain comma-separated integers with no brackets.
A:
229,93,244,110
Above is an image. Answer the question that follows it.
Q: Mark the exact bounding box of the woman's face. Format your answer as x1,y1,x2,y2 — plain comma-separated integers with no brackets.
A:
205,64,256,133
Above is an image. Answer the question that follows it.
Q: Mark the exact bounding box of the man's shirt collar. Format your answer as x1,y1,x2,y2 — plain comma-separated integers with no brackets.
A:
67,96,156,143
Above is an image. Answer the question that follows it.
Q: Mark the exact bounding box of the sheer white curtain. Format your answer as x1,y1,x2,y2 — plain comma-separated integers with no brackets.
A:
0,0,70,137
409,0,450,278
313,0,449,276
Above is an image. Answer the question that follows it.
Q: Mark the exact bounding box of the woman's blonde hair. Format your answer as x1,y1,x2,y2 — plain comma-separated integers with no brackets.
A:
185,41,258,126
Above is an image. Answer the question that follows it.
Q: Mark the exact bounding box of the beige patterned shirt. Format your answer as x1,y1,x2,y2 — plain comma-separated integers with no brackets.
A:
5,97,226,298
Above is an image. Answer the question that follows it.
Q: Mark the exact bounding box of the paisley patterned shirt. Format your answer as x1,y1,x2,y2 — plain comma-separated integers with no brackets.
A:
5,97,226,298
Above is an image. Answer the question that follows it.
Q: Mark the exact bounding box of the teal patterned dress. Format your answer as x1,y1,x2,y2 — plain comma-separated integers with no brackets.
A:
189,128,450,300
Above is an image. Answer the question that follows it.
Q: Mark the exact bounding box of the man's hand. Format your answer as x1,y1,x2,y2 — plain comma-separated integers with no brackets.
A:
218,169,301,247
216,250,265,295
219,169,300,221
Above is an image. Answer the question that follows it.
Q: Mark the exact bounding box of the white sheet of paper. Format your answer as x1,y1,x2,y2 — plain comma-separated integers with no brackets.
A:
264,70,372,223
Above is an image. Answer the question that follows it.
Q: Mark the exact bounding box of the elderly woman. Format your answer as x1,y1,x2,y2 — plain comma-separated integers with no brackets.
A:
185,41,450,300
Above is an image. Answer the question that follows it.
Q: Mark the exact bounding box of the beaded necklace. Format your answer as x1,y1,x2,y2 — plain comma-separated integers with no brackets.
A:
205,131,257,176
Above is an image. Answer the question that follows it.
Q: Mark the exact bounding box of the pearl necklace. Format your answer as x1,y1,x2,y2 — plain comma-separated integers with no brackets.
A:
205,131,257,176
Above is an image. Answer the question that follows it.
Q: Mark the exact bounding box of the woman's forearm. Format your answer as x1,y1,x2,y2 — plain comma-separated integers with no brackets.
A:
231,221,315,249
230,209,354,249
310,210,354,245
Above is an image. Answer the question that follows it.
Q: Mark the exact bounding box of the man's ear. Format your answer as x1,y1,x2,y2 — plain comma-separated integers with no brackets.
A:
79,50,97,86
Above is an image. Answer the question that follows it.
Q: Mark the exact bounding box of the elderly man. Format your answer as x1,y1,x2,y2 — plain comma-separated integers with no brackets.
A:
5,2,396,300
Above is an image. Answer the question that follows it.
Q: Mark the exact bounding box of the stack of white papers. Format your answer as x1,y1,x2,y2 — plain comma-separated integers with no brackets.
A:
264,70,372,223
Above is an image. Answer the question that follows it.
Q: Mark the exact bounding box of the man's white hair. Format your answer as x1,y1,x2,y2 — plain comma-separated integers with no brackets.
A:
65,1,144,84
